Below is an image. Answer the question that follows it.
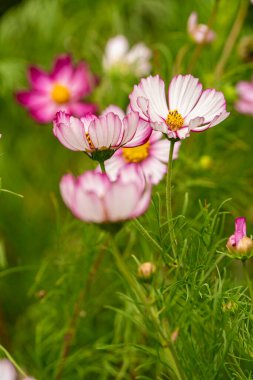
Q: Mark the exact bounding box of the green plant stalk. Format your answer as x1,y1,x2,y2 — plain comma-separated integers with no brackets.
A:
132,219,163,253
0,345,27,377
214,0,248,81
111,239,184,380
99,161,106,173
166,140,177,259
242,261,253,304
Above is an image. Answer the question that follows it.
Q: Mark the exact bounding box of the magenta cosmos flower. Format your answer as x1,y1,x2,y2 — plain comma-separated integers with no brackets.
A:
16,55,97,123
226,217,253,259
130,74,229,140
101,105,180,184
53,109,152,162
187,12,215,44
235,79,253,115
60,166,151,223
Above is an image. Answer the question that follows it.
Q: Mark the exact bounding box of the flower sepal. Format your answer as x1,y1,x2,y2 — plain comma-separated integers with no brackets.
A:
90,149,116,163
226,236,253,261
99,222,124,235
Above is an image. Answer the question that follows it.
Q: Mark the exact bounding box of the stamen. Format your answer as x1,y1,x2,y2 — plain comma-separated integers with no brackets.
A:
51,84,70,104
122,141,150,163
166,110,184,131
85,132,95,150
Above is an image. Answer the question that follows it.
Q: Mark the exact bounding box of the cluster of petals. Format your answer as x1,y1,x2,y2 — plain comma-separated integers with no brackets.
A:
130,74,229,139
60,166,151,223
0,359,35,380
226,217,253,258
53,108,152,155
16,55,97,123
187,12,215,44
102,105,180,184
235,79,253,115
103,35,152,76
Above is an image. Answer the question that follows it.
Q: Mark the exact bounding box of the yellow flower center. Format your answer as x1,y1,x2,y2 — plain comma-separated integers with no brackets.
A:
122,141,150,163
51,84,70,104
166,110,184,131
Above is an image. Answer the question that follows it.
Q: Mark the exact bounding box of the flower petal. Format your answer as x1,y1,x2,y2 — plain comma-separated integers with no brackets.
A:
122,113,152,148
28,66,52,92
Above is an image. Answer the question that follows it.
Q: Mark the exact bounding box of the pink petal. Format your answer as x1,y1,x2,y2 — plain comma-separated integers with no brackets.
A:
122,113,152,148
129,75,168,123
28,66,53,92
235,217,247,245
68,62,94,97
60,174,76,210
29,102,59,123
51,55,73,85
185,88,226,124
16,91,51,108
68,102,97,118
168,74,203,117
102,105,125,120
88,113,122,149
187,12,198,34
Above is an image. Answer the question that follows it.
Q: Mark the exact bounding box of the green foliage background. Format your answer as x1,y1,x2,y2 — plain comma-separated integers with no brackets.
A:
0,0,253,379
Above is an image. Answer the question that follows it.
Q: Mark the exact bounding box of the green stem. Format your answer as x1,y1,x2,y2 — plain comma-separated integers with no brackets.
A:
214,0,248,81
110,238,184,380
132,219,163,253
166,140,177,259
242,261,253,304
99,161,106,173
0,345,27,377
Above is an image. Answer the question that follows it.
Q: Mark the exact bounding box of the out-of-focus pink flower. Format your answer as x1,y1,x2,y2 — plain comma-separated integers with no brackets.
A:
101,105,180,185
130,74,229,140
103,35,152,76
53,109,152,162
0,359,36,380
60,166,152,223
235,79,253,115
227,217,253,258
187,12,215,44
16,55,97,123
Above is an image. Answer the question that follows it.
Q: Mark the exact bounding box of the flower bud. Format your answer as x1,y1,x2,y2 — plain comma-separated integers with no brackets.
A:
226,217,253,260
138,262,156,281
222,300,238,313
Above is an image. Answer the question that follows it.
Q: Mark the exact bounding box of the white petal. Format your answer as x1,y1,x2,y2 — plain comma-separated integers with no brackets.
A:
103,35,129,70
121,113,152,147
101,105,125,120
168,74,202,117
0,359,16,380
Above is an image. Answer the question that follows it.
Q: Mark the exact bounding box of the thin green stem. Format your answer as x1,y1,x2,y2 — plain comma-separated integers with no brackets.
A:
99,161,106,173
166,140,177,259
0,345,27,377
132,219,163,253
187,0,220,73
214,0,248,81
110,238,184,380
242,261,253,304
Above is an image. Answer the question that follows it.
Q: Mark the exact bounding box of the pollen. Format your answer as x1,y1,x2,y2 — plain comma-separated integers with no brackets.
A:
51,83,70,104
85,132,95,150
166,110,184,131
122,141,150,163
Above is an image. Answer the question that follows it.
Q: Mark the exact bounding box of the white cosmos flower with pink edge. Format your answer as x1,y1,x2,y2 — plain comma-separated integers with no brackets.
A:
187,12,215,44
16,55,97,123
53,109,152,161
235,79,253,115
130,74,230,140
103,35,152,76
0,359,36,380
101,105,180,185
60,166,151,223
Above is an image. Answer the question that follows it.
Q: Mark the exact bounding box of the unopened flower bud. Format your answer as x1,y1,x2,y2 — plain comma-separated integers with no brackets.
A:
222,300,238,313
226,217,253,260
138,262,156,280
171,328,179,342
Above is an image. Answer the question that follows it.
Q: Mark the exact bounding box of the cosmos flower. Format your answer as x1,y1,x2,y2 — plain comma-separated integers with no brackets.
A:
187,12,215,44
102,105,180,185
103,35,152,76
60,166,151,224
53,109,152,162
16,55,97,123
235,79,253,115
0,359,35,380
226,217,253,259
130,74,229,140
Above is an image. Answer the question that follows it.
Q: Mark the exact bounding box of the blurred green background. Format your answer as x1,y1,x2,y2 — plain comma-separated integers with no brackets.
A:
0,0,253,378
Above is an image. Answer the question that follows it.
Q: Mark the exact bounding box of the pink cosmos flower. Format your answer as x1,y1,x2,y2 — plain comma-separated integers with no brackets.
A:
226,217,253,258
101,105,180,184
130,74,229,140
16,55,97,123
235,79,253,115
53,109,152,161
60,166,151,223
187,12,215,44
0,359,35,380
103,35,152,76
